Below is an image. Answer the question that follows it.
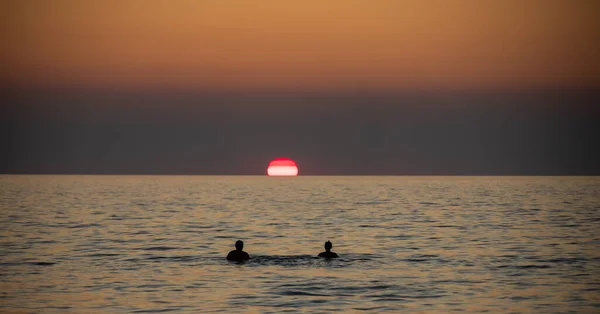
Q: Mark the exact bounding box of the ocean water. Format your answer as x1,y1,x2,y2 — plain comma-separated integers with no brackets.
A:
1,175,599,313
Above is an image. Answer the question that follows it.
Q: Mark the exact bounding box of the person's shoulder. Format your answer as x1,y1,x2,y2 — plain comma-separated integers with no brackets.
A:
227,250,250,261
318,251,339,258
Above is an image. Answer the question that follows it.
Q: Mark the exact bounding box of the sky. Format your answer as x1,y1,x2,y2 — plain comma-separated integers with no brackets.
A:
2,0,599,175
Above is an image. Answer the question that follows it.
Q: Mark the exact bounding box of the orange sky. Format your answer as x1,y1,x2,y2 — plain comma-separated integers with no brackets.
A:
3,0,599,91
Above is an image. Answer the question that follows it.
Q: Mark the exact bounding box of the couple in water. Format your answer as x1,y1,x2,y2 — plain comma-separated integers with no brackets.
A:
226,240,339,261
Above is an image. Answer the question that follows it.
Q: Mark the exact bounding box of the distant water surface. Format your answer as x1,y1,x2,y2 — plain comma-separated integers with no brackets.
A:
1,175,599,313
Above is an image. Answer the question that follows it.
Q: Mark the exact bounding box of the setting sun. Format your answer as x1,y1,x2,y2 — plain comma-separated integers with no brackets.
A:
267,158,298,176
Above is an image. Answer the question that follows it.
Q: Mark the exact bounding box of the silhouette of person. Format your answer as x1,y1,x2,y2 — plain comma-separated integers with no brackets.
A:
227,240,250,261
318,240,339,258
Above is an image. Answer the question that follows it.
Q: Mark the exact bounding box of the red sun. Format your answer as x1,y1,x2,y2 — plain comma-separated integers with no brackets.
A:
267,158,299,176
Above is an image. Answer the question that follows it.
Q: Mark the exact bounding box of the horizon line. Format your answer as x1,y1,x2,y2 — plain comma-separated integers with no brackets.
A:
1,173,598,177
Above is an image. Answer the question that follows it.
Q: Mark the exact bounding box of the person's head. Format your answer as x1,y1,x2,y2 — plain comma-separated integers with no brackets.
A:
324,241,332,251
235,240,244,251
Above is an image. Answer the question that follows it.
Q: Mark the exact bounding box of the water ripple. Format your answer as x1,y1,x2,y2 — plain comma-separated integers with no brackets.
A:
0,175,598,313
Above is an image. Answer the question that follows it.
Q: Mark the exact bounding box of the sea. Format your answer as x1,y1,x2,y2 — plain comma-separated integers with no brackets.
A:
1,175,599,313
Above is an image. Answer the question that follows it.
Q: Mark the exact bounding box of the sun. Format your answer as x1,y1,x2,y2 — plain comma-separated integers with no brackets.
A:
267,158,298,176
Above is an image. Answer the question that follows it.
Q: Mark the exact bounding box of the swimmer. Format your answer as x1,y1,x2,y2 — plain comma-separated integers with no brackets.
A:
226,240,251,262
318,240,339,258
